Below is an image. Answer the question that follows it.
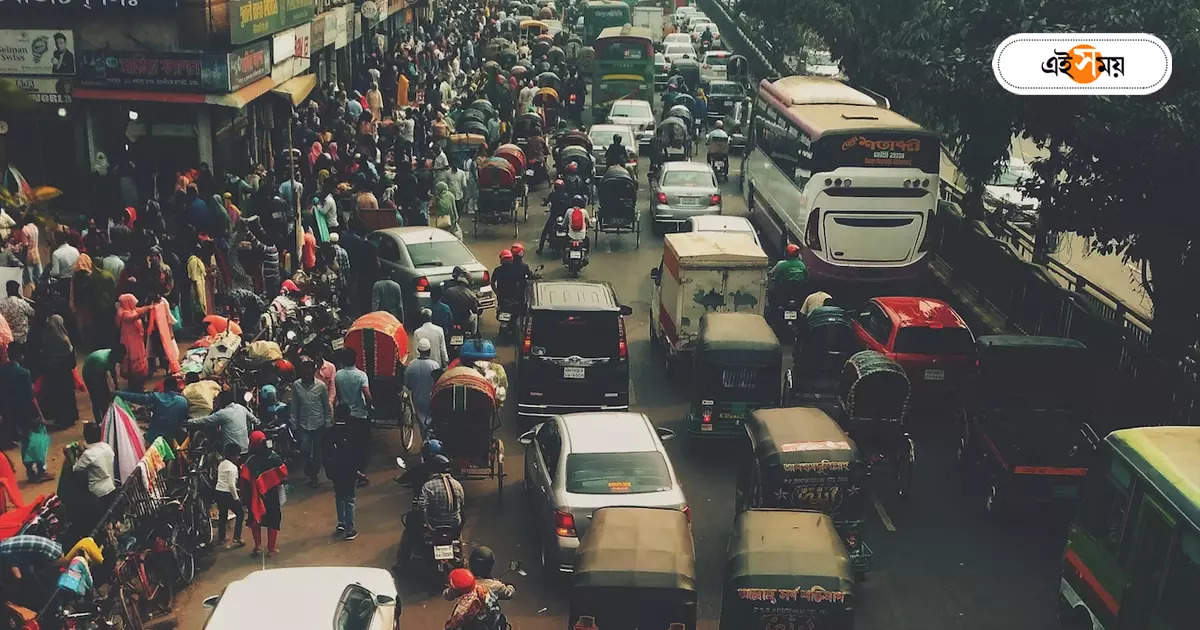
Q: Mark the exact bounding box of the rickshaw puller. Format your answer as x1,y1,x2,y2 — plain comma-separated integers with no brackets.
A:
604,134,629,168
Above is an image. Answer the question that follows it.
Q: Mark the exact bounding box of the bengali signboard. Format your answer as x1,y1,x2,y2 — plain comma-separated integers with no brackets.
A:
0,0,178,13
8,76,72,104
78,50,220,90
0,29,76,75
230,0,315,45
226,40,271,91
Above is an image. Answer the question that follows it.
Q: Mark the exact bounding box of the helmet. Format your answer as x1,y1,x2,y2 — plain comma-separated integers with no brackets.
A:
448,568,475,592
249,430,267,449
280,279,301,294
468,546,496,577
553,178,565,190
612,134,622,144
422,439,444,456
430,454,452,472
510,242,526,257
571,194,587,207
566,162,578,173
274,359,295,377
500,249,514,262
785,243,801,258
451,266,469,281
715,119,724,128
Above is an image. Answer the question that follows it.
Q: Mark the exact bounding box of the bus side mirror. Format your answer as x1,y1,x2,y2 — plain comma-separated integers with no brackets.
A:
649,268,661,282
620,305,634,316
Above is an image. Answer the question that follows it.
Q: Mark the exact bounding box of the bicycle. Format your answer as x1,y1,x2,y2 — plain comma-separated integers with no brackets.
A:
111,539,174,629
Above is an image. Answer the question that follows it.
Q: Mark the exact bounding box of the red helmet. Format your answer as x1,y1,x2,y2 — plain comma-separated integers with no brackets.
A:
280,279,300,294
566,163,578,173
510,242,526,257
785,243,801,258
553,178,565,190
449,568,475,591
274,359,295,376
500,249,514,262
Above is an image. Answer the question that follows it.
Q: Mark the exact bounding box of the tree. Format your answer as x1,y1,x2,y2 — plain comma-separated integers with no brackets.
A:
739,0,1200,361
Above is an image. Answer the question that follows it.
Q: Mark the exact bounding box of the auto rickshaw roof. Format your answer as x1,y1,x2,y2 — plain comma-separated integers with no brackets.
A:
574,507,696,592
727,509,853,591
1108,427,1200,530
698,313,781,365
748,407,859,466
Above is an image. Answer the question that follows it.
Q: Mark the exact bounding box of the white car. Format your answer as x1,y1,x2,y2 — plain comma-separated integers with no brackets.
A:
662,32,692,48
806,49,842,77
664,43,697,65
588,123,639,173
673,6,697,28
690,21,719,45
684,215,760,246
701,50,731,82
607,99,657,146
202,567,400,630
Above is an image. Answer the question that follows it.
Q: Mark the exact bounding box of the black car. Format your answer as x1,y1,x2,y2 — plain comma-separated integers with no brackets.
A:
705,80,746,120
516,281,633,425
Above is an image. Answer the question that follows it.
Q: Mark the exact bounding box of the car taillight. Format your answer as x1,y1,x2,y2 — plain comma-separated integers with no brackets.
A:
415,276,430,292
682,505,691,522
618,317,627,359
522,318,533,356
710,194,721,205
656,192,668,204
555,510,577,537
482,269,490,285
805,210,822,251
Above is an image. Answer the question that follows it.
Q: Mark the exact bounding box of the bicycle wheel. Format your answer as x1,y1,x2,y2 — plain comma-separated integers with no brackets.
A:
118,584,144,630
399,396,417,453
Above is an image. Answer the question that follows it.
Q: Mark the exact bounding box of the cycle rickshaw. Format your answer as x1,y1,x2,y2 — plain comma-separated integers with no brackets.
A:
343,312,416,450
494,143,531,222
838,350,916,497
595,165,640,246
477,157,522,237
429,366,505,500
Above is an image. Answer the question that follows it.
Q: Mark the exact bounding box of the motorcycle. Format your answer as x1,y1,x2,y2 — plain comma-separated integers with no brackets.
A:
446,321,471,360
709,153,729,182
774,296,804,340
562,238,588,277
395,458,465,591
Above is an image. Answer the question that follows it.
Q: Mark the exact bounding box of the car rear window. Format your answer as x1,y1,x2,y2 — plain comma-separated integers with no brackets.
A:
404,239,474,267
704,55,730,66
609,102,651,118
665,44,694,56
663,170,714,187
565,452,672,494
590,129,634,147
531,311,620,358
708,83,742,96
893,326,975,355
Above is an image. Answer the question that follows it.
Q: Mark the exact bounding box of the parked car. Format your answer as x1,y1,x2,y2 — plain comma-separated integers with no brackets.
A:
684,215,760,246
518,412,686,577
202,567,400,629
588,123,639,174
852,297,976,398
652,161,722,233
369,226,496,321
606,99,656,147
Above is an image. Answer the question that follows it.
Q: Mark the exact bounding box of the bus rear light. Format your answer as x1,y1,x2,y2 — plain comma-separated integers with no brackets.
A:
805,210,822,251
824,178,833,186
922,178,930,188
902,179,912,188
842,178,852,187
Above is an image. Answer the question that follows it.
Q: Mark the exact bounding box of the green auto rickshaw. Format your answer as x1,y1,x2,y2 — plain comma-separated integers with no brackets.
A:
720,509,855,630
736,407,872,572
570,507,697,630
688,313,782,438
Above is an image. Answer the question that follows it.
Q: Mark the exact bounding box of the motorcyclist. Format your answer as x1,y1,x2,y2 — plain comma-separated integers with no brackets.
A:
562,161,589,202
768,243,810,306
706,120,730,172
700,26,714,50
444,546,515,601
395,439,444,489
491,249,524,309
444,568,504,630
415,453,464,535
509,242,532,280
537,179,572,254
564,198,592,252
442,266,481,332
604,134,629,168
646,134,666,178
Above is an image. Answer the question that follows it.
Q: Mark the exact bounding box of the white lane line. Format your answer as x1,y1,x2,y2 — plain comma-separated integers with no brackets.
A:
873,495,898,532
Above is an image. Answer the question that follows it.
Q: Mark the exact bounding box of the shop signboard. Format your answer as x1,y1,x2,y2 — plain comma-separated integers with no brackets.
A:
78,50,223,90
0,0,179,13
333,5,349,48
230,0,315,45
226,40,271,91
8,76,72,104
0,29,76,75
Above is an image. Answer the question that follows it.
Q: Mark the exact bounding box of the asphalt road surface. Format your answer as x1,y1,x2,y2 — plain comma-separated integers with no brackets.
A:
172,145,1071,630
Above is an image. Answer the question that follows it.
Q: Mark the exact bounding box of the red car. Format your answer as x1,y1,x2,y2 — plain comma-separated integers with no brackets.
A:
852,297,976,395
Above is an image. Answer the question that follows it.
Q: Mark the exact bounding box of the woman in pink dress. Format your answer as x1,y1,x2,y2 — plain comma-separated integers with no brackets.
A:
115,294,152,390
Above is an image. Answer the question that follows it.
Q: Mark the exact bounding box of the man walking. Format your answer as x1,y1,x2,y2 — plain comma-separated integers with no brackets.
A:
291,358,332,487
405,338,441,435
334,348,373,486
411,308,448,367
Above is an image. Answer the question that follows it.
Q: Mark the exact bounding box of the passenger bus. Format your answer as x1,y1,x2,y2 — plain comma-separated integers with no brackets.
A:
742,76,940,287
582,0,632,43
591,25,656,119
1059,426,1200,630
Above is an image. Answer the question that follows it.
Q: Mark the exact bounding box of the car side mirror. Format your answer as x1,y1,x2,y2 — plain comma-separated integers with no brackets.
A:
202,595,220,609
619,305,634,316
656,427,677,441
518,430,536,445
649,268,661,281
375,594,396,605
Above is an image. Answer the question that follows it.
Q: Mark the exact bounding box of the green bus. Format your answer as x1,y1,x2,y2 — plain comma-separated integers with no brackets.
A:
583,0,632,43
591,25,656,119
1060,426,1200,629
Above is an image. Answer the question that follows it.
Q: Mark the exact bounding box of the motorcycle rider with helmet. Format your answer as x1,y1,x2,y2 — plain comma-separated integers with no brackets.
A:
604,134,629,169
768,243,809,307
509,242,532,281
538,179,572,254
443,266,481,334
564,195,592,252
444,568,504,630
562,161,589,203
706,119,730,177
444,546,516,601
399,453,465,562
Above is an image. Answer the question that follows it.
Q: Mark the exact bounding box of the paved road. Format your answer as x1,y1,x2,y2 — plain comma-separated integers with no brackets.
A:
173,150,1069,629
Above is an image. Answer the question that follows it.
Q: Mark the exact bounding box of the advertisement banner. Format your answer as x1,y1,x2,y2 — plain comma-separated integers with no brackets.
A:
230,0,315,45
8,76,72,104
78,50,222,91
0,0,179,13
226,40,271,91
333,5,348,48
0,29,76,75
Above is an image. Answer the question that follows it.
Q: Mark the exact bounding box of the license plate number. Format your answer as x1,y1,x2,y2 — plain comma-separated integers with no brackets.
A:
433,545,454,560
700,424,713,432
924,369,945,381
681,197,701,207
569,250,582,259
563,367,586,379
783,310,798,320
450,335,464,346
498,312,512,321
331,338,344,350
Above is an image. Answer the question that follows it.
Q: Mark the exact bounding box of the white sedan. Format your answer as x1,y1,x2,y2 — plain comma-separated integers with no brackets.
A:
685,215,761,246
202,567,400,629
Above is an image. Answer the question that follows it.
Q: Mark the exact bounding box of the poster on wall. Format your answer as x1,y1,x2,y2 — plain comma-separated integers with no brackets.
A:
0,29,76,75
9,76,73,104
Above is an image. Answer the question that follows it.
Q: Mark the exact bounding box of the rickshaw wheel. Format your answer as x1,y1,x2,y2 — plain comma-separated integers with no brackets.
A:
399,397,417,452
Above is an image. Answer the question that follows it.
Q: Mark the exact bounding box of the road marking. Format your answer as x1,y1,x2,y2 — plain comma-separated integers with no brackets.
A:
873,495,898,532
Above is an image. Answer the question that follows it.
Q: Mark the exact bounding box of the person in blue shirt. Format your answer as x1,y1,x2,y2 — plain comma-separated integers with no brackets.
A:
429,284,454,332
116,376,188,445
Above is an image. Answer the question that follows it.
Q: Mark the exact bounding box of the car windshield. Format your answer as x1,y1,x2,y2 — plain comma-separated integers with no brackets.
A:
610,102,651,118
663,170,714,188
590,128,634,147
893,326,975,355
404,238,474,267
666,45,694,56
708,82,742,96
565,452,672,494
531,311,619,358
705,55,730,67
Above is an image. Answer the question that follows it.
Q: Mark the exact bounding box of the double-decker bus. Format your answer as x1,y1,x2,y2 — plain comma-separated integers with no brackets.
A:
583,0,632,43
591,25,656,119
1060,426,1200,630
742,76,940,287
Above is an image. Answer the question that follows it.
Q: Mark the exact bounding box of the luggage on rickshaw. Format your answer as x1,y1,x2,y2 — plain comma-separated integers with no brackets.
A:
595,165,640,246
343,312,416,446
786,306,859,406
493,144,531,221
429,366,505,498
838,350,915,496
477,157,521,237
657,116,691,159
570,507,697,630
720,509,855,630
736,407,873,572
687,313,781,437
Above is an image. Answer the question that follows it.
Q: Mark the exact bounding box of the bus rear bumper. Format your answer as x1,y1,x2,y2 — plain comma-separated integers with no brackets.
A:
803,250,930,288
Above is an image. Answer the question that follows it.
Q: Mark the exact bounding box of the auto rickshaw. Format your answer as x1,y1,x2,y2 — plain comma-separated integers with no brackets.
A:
786,306,860,408
839,350,915,497
720,509,855,630
429,366,505,499
669,57,702,93
570,507,697,630
736,407,873,572
657,116,691,160
343,312,416,449
687,313,781,438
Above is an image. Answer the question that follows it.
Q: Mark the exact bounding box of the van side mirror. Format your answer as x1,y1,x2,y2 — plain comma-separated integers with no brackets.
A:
649,268,661,281
375,594,396,605
202,595,220,609
656,427,677,441
620,305,634,316
518,430,536,445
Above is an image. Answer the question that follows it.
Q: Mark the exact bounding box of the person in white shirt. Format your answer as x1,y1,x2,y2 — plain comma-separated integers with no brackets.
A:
565,205,592,242
49,231,80,280
800,290,835,317
215,443,245,548
72,423,116,530
319,188,339,231
412,308,449,368
518,81,537,114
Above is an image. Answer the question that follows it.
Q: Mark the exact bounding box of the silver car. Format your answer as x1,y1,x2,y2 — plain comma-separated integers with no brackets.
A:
369,226,496,319
519,412,686,576
652,161,722,233
606,99,656,147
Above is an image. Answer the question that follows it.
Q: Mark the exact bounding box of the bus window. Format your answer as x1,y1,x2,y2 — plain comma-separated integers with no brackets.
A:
1079,454,1134,556
1160,531,1200,629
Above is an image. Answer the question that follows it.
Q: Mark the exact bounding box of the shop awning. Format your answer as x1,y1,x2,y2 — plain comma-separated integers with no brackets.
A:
271,74,318,106
72,88,207,104
205,76,276,109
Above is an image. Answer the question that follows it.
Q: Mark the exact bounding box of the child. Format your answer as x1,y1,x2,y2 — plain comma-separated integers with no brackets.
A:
215,442,245,549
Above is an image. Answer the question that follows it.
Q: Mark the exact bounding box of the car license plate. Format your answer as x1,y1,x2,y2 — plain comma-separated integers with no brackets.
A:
569,250,582,259
924,368,945,381
498,312,512,322
681,197,701,207
563,367,586,379
700,424,713,432
331,338,344,350
433,545,454,560
450,335,464,346
783,310,798,321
